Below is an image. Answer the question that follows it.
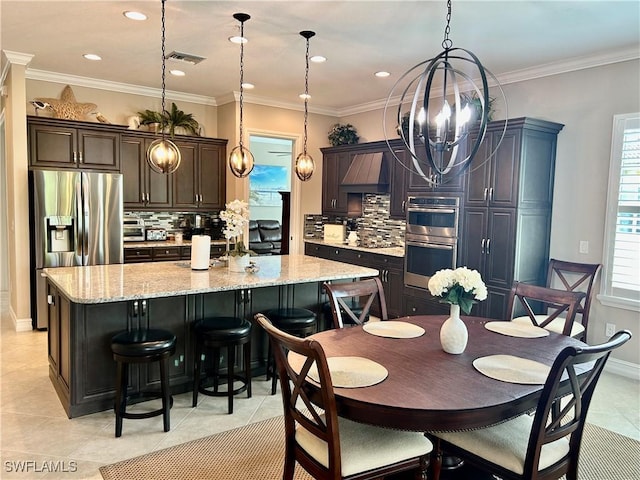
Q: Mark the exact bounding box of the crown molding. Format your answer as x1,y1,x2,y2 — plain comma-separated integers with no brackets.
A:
3,50,34,66
218,90,339,117
337,46,640,117
25,69,218,106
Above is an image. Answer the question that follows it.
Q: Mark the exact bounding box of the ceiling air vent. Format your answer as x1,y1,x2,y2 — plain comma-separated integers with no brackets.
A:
165,51,206,65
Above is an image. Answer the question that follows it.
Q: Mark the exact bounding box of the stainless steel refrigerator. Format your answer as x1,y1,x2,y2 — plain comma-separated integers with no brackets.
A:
30,169,123,329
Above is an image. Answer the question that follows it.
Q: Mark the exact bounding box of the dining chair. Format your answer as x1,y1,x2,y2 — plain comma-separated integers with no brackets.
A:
543,259,602,340
323,277,387,329
507,282,586,337
427,329,632,480
255,313,432,480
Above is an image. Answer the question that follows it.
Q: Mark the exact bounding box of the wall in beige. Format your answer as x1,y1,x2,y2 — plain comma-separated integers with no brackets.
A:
341,59,640,367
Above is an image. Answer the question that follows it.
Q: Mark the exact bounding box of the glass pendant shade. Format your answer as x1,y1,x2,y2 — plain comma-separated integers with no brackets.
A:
295,152,314,181
147,138,182,174
229,144,255,178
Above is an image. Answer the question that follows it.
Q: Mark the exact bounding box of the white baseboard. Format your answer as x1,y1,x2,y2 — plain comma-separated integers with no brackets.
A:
9,305,33,332
606,357,640,381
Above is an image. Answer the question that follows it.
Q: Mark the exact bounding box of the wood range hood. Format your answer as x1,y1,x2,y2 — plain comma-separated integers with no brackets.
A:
340,152,389,193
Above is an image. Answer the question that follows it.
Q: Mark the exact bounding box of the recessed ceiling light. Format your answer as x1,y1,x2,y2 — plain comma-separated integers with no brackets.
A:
170,69,185,76
310,55,326,63
123,11,147,21
299,93,311,100
83,53,102,61
229,36,248,45
242,82,255,89
375,71,391,78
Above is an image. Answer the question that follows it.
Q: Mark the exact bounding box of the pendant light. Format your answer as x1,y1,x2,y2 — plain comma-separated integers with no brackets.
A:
146,0,181,174
384,0,507,186
228,13,255,178
295,30,316,182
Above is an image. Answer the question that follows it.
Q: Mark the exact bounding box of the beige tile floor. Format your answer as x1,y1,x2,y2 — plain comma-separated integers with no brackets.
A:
1,310,638,480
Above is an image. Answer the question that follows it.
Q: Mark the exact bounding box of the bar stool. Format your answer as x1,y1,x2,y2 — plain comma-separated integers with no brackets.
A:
263,307,317,394
192,316,252,414
111,328,176,438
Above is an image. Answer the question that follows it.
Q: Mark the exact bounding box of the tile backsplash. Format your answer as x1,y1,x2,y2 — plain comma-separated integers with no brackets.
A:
304,194,405,247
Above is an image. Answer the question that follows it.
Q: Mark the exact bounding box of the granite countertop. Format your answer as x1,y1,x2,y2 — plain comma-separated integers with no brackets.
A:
304,239,405,258
43,254,379,304
124,239,228,248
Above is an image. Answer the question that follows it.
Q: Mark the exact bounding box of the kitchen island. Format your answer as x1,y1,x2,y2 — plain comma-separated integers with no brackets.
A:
43,255,378,417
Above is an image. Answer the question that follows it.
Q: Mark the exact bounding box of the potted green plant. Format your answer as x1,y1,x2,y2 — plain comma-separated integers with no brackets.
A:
328,123,359,146
458,91,496,124
163,102,200,137
136,109,164,133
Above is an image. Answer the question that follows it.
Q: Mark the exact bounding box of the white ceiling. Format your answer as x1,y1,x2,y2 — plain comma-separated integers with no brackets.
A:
2,1,639,115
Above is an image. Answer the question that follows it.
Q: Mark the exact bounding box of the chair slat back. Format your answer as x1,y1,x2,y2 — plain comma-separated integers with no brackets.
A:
323,278,388,329
255,313,343,478
506,282,586,336
547,259,602,338
523,330,631,478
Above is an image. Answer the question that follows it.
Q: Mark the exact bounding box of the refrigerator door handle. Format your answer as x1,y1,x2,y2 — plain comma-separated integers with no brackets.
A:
75,176,84,261
80,173,89,266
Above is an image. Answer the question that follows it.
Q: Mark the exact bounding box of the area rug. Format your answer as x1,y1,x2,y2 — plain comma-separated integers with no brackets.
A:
99,416,639,480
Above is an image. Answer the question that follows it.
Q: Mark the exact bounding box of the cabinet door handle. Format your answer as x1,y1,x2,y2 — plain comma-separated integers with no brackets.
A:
489,187,494,201
199,194,203,203
481,238,486,254
47,294,55,306
483,187,488,201
79,151,83,163
401,200,406,213
486,238,491,254
141,300,147,316
133,300,139,317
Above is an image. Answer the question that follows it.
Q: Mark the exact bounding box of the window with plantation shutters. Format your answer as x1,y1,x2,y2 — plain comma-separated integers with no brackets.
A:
601,113,640,310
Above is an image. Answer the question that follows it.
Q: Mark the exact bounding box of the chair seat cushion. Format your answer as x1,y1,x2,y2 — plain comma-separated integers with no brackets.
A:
512,315,585,337
266,308,316,328
111,328,176,357
430,413,570,475
296,415,432,477
196,317,251,340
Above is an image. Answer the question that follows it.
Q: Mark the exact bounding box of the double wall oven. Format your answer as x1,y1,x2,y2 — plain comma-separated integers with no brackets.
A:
404,196,460,290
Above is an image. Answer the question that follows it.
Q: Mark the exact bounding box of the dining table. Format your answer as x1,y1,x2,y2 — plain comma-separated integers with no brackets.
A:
306,314,587,432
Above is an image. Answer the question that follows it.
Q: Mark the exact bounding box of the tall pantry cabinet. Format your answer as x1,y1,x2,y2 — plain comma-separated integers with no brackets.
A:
459,117,564,319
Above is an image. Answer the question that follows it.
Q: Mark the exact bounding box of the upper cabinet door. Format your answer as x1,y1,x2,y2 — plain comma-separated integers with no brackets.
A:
29,123,78,168
172,142,198,209
77,129,120,170
198,143,225,211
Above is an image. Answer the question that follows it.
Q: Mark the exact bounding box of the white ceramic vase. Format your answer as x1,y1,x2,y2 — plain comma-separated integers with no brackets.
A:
440,304,468,354
228,254,251,273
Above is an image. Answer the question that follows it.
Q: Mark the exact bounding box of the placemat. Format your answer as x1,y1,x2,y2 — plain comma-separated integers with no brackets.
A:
473,354,551,384
484,321,550,338
363,321,425,338
288,353,388,388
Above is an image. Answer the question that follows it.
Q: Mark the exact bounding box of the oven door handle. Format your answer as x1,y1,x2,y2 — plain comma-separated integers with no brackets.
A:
406,241,454,250
407,207,457,214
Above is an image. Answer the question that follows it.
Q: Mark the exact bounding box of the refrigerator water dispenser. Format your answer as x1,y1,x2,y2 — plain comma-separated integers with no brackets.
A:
46,216,74,253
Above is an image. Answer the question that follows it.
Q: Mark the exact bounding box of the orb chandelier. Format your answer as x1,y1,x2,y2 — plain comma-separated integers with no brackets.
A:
295,30,316,182
228,13,255,178
384,0,507,186
146,0,181,174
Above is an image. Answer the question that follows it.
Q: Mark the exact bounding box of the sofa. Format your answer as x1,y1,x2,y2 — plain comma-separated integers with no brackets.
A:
248,220,282,255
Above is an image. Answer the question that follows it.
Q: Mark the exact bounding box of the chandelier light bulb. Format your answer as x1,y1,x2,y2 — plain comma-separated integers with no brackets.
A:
148,138,182,174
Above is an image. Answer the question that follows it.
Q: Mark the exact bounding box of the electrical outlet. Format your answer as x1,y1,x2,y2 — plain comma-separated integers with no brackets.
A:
579,240,589,254
605,323,616,337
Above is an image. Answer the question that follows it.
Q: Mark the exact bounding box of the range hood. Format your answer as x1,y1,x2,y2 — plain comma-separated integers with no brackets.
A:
341,152,389,193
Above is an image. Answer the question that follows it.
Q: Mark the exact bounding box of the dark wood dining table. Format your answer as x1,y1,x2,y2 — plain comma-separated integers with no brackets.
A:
308,315,587,432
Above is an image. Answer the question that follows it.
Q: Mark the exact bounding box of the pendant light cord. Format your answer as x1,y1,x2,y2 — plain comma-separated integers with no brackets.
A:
302,35,310,155
442,0,453,50
160,0,167,142
238,19,245,148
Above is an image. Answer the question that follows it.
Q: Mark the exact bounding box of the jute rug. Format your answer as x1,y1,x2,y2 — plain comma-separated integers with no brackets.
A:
99,416,639,480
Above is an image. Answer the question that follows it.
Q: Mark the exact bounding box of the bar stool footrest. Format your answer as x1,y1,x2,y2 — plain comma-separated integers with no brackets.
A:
198,375,250,397
117,391,174,420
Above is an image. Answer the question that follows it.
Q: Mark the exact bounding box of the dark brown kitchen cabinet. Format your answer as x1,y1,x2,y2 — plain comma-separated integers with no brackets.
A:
28,117,120,171
123,247,153,263
172,141,226,211
320,147,363,217
47,285,193,418
304,243,404,318
121,135,172,209
459,117,564,320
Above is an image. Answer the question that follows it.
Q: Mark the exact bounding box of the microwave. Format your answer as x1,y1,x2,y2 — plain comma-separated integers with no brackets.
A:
123,217,145,242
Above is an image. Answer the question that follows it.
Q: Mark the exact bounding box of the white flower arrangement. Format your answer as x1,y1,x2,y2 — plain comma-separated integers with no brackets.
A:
428,267,487,315
219,199,252,256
